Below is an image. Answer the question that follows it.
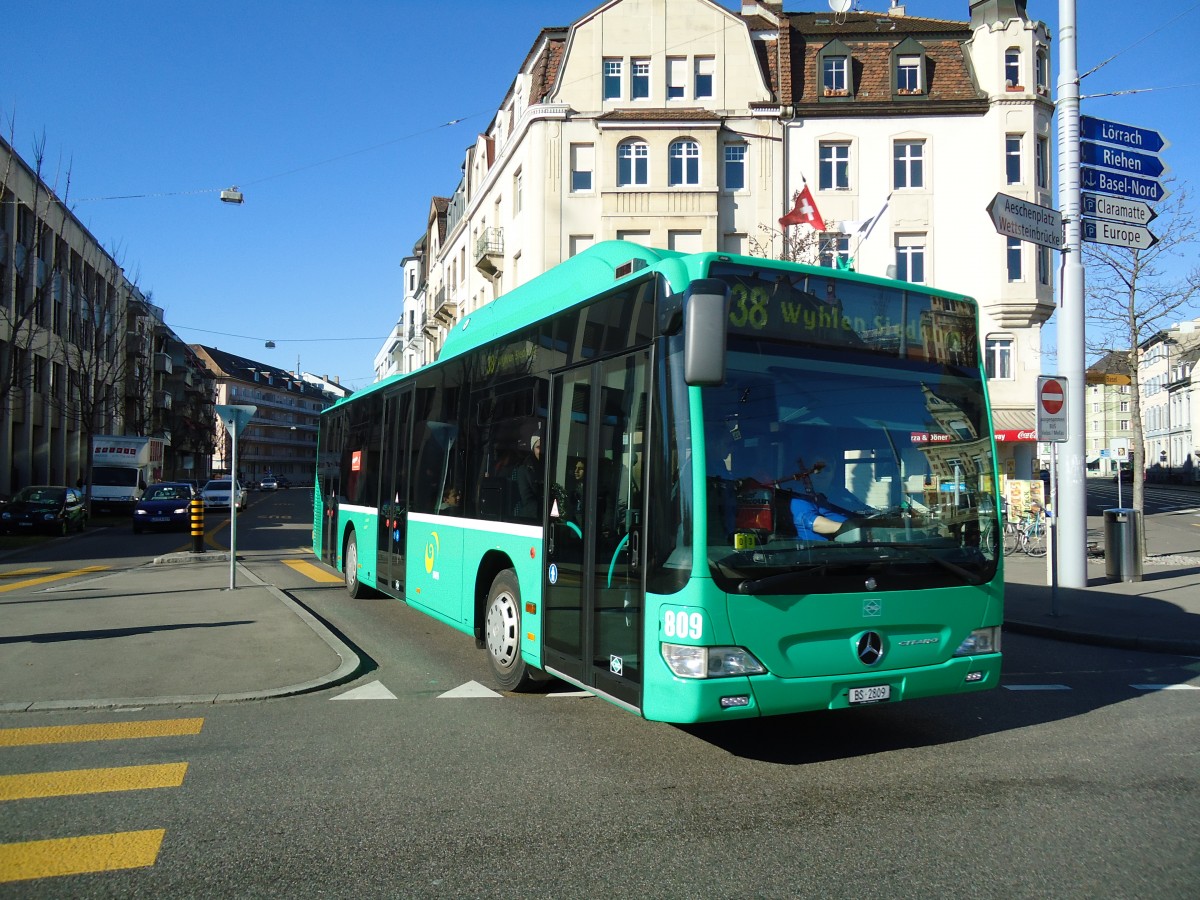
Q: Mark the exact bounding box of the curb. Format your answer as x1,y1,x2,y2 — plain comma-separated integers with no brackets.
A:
1005,618,1200,657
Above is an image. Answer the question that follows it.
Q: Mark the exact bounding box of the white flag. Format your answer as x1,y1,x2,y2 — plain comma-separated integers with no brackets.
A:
838,195,891,239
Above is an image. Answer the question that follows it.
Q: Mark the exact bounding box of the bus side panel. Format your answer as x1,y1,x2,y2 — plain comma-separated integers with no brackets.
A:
406,515,466,623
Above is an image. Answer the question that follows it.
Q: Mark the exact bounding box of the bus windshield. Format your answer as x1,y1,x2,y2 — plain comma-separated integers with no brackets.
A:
699,264,997,593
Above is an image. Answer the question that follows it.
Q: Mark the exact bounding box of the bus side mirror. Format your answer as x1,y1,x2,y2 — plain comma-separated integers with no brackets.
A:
683,280,729,386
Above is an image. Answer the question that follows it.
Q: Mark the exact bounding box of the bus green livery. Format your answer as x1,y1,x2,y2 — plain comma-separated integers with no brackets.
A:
314,241,1002,723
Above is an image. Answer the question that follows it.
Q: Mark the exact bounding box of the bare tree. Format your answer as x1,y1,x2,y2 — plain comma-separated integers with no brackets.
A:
749,221,827,265
1084,184,1200,531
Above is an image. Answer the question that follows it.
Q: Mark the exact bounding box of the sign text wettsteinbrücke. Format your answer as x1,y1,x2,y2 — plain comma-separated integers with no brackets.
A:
986,193,1064,250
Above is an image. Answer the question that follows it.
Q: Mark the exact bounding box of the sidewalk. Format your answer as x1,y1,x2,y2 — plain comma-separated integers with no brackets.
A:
1002,510,1200,656
0,553,360,712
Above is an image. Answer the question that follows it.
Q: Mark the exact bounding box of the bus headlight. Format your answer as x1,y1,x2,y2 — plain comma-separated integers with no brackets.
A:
955,627,1001,656
661,643,766,679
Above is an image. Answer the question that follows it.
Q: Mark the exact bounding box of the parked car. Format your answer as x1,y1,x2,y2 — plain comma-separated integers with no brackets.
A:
200,479,248,511
0,485,87,536
276,476,292,489
132,482,196,533
259,475,279,491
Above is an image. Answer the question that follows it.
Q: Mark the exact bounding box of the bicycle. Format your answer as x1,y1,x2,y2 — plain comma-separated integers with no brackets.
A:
1010,509,1047,557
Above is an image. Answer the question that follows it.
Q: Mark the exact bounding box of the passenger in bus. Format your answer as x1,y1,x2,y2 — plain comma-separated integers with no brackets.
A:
515,436,543,519
439,486,461,515
569,458,586,516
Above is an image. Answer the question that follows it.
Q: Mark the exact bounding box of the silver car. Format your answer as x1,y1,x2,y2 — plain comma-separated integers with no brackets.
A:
200,479,248,511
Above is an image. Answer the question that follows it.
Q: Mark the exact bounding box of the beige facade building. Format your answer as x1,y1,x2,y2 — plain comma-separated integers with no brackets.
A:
379,0,1059,484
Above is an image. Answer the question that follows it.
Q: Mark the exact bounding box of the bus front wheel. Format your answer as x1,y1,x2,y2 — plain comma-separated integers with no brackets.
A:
485,569,547,692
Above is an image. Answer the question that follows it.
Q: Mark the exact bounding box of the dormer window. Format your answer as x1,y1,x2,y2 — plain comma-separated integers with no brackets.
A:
818,40,854,99
891,37,927,97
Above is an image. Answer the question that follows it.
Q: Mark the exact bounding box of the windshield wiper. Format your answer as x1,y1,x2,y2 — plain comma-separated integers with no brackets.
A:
871,542,986,585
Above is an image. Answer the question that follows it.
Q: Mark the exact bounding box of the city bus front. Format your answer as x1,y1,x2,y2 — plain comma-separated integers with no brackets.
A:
641,259,1002,723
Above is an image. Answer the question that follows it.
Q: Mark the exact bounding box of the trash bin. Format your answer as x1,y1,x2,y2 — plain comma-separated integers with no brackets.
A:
1103,508,1142,583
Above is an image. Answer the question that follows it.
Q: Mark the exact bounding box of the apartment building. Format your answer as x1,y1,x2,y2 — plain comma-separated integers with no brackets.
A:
1084,351,1134,477
192,345,336,485
1139,321,1200,481
383,0,1056,482
1,133,215,494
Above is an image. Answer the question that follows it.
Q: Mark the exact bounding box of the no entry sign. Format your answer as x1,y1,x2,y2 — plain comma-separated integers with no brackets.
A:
1036,375,1068,442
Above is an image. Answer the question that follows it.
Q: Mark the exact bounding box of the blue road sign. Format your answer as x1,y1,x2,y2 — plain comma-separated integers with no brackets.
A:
1081,141,1167,179
1080,166,1169,203
1080,115,1167,154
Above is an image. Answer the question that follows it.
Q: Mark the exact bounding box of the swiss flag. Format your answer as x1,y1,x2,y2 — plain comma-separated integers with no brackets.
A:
779,184,825,230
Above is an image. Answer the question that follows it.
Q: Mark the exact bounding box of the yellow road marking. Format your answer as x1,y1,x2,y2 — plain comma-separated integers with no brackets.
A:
283,558,343,583
0,565,109,594
0,568,49,579
0,718,204,748
0,763,187,801
0,830,165,882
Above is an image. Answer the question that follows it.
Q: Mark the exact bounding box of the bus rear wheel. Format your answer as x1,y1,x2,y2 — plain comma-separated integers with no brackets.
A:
344,530,375,599
485,569,548,692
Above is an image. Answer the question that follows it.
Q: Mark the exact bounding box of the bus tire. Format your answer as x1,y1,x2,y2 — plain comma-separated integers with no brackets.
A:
344,530,375,599
485,569,547,692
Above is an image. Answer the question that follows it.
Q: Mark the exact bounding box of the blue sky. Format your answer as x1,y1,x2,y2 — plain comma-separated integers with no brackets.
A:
3,0,1196,390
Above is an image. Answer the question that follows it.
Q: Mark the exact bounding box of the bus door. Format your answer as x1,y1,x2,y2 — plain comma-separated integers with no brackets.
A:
377,387,413,594
543,350,648,709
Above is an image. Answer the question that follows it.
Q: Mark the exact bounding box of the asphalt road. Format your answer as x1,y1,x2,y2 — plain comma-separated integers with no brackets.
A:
0,488,1196,898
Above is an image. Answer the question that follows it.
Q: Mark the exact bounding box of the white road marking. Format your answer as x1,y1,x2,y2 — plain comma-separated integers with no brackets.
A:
332,681,398,700
437,681,502,699
1003,684,1072,691
1130,684,1200,691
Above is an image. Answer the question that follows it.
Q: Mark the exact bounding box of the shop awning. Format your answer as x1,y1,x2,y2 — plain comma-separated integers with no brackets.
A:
993,409,1037,442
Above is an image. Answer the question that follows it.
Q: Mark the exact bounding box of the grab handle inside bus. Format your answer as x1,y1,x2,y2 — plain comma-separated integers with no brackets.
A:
683,279,730,386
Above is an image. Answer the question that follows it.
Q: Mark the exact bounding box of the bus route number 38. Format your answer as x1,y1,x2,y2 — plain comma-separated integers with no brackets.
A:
663,609,704,641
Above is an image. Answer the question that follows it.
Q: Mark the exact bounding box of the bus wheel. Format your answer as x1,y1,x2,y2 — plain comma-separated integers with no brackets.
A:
485,569,547,692
344,530,374,599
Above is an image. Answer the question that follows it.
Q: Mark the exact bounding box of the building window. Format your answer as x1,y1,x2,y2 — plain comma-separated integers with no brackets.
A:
1007,238,1023,282
618,140,649,186
823,56,849,94
1036,136,1050,189
1005,48,1021,88
695,56,714,98
569,235,594,257
570,143,594,192
603,59,622,100
819,141,850,190
667,57,686,100
895,234,926,283
723,144,746,191
1037,245,1051,285
985,336,1014,380
896,55,922,94
1006,135,1022,184
819,233,852,269
1036,47,1049,94
669,140,700,186
893,140,924,189
631,58,650,100
513,169,523,214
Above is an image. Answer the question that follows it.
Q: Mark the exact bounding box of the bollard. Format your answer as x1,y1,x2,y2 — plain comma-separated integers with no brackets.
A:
190,497,205,553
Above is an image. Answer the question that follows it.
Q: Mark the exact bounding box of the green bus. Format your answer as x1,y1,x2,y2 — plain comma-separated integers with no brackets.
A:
313,242,1002,723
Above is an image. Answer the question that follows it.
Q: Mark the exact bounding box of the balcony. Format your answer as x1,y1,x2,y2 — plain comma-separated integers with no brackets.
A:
154,390,174,410
126,331,149,357
431,285,459,327
153,351,173,375
475,228,504,277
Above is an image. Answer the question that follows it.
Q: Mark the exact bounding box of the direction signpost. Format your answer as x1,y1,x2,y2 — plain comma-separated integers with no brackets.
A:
986,192,1063,250
1078,115,1167,251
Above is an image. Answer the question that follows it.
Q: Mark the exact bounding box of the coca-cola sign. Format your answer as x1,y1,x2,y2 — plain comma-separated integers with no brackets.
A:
995,429,1037,442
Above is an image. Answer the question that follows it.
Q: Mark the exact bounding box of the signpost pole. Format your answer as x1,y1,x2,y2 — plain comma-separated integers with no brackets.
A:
1055,0,1087,589
216,404,257,590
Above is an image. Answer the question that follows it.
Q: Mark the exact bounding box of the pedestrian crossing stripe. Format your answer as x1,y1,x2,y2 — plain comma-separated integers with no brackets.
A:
0,763,188,801
0,830,165,883
0,565,110,593
1003,684,1071,691
283,558,344,583
0,718,204,747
